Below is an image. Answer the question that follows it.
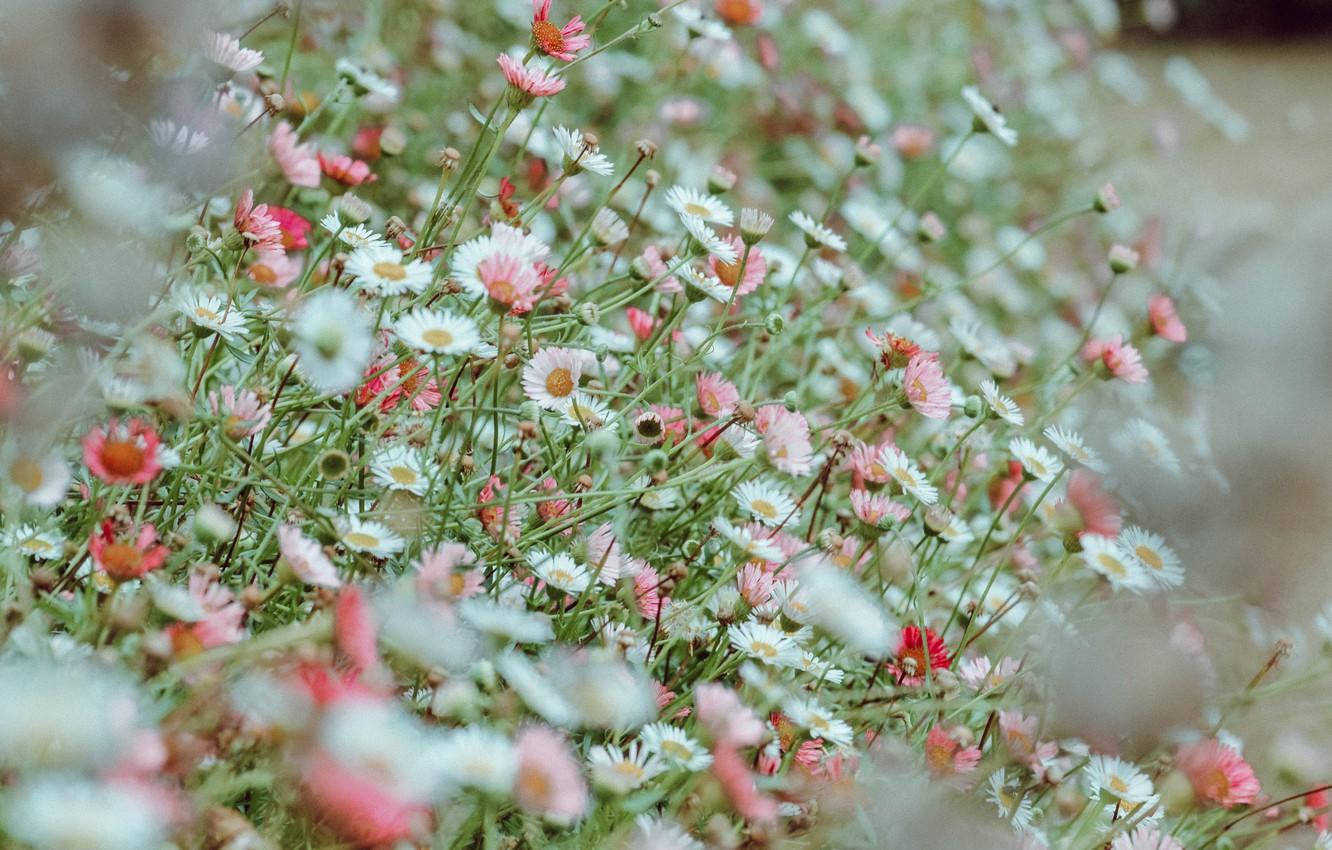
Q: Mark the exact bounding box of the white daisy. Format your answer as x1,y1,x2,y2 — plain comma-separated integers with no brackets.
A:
788,210,847,252
1042,425,1106,473
290,288,374,394
551,126,614,177
638,723,713,772
979,379,1024,426
563,392,614,430
962,85,1018,146
148,119,209,155
1083,755,1154,804
178,290,246,339
437,726,518,794
950,317,1018,378
450,223,551,300
986,770,1035,829
344,244,432,296
335,58,400,101
665,185,733,226
457,599,554,644
521,346,585,411
1113,419,1182,475
795,652,845,684
733,479,797,527
338,516,405,557
4,450,71,508
878,445,939,504
1,525,64,560
728,620,802,667
1118,526,1184,589
1010,437,1062,483
394,307,480,355
529,550,591,593
588,742,666,794
770,580,814,624
591,208,629,246
712,516,785,562
493,651,578,726
681,215,739,264
672,5,732,40
319,214,391,250
369,444,428,495
783,697,853,747
636,477,681,511
1079,534,1150,592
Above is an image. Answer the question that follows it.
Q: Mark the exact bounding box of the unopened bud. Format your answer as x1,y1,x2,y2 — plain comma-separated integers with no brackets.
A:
708,165,737,194
740,208,774,245
1108,244,1139,274
854,135,881,167
916,212,947,243
1093,181,1121,214
194,503,238,544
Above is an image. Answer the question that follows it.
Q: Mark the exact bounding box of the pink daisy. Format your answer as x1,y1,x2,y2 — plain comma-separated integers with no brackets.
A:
277,525,342,589
83,418,163,485
514,726,587,823
169,570,245,650
696,371,740,418
640,245,682,293
531,0,592,62
233,189,284,255
208,385,273,438
334,586,379,676
924,725,981,780
268,121,321,188
754,404,813,476
268,206,312,250
1148,294,1187,343
1110,826,1184,850
635,565,666,619
736,563,774,607
903,352,951,419
1176,738,1260,808
1066,469,1121,538
246,249,300,288
848,440,894,487
497,53,566,99
849,489,910,525
89,520,169,582
712,742,779,822
703,235,766,300
302,751,430,846
318,152,375,186
695,683,765,747
479,253,542,315
1082,334,1148,384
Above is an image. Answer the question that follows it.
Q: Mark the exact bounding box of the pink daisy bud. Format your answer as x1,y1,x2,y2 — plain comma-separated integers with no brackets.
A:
497,53,566,100
1082,335,1148,384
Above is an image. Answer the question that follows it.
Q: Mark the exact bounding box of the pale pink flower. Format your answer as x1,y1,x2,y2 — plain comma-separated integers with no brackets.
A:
736,563,773,607
705,235,766,298
247,249,301,288
1082,334,1148,383
277,525,342,588
849,489,910,525
847,440,894,486
233,189,284,254
479,253,542,315
1111,826,1184,850
696,371,740,418
1148,294,1187,343
176,571,246,649
585,522,626,584
712,742,779,822
696,684,765,747
497,53,566,98
641,245,682,293
208,385,272,438
754,404,813,476
903,352,951,419
1066,469,1121,538
514,726,587,823
997,710,1057,768
1176,738,1261,808
268,121,321,188
635,565,667,619
302,751,429,846
318,151,375,186
531,0,592,62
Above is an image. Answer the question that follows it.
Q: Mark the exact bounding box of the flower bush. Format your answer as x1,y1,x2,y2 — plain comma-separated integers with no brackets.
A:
0,1,1322,848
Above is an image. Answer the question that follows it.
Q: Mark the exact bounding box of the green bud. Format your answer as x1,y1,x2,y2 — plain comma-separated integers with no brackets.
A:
642,448,669,473
963,395,984,419
764,313,784,335
318,449,350,480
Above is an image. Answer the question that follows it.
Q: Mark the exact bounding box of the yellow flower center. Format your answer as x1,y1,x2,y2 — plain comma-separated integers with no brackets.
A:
388,465,418,485
10,457,44,493
344,532,381,549
372,261,407,281
421,328,454,348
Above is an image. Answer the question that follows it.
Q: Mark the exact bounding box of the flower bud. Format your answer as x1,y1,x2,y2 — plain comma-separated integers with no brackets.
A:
1093,181,1121,214
577,301,601,326
642,448,669,473
707,165,737,194
916,212,947,243
782,391,799,412
1108,244,1139,274
764,313,784,335
739,208,774,245
318,449,350,480
379,125,407,156
333,193,371,226
963,395,984,419
853,135,881,167
194,503,238,544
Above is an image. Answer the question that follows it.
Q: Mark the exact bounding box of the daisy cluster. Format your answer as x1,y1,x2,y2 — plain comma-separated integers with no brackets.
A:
0,1,1319,849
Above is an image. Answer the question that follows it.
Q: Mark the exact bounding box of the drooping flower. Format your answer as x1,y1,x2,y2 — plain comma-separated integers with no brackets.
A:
961,85,1017,146
318,151,375,186
551,125,612,175
498,53,566,99
233,188,284,254
1148,293,1188,342
788,210,847,252
1082,334,1149,384
83,418,163,485
415,542,484,602
202,31,263,74
1175,738,1261,808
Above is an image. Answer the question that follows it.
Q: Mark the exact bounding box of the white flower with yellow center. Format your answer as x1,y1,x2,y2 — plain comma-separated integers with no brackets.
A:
1079,534,1149,592
178,290,246,339
394,307,480,355
713,516,785,563
783,697,853,747
369,444,428,496
588,742,665,794
4,450,70,508
638,723,713,772
878,444,938,505
1043,424,1106,473
665,185,733,226
980,379,1024,426
1084,755,1154,804
1114,418,1182,475
733,479,797,527
319,214,391,250
1119,526,1184,589
562,392,613,430
551,126,614,177
521,346,585,411
681,215,738,264
986,770,1035,829
345,244,432,297
437,726,518,794
789,210,847,252
728,620,802,667
1,525,64,560
528,549,591,593
338,516,404,557
1010,436,1062,483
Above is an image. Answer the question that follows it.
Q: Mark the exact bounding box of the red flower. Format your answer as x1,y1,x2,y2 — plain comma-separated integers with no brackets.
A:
267,206,312,251
891,625,951,686
334,587,379,675
83,418,163,485
89,520,168,582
